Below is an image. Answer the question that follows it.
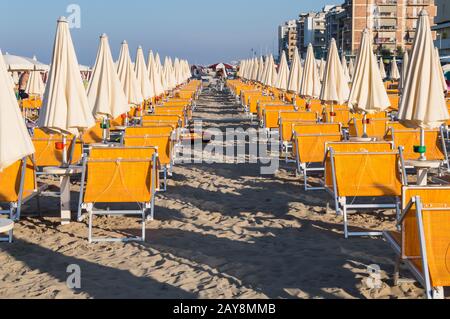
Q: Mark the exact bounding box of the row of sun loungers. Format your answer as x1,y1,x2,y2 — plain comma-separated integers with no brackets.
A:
227,78,450,299
0,80,202,243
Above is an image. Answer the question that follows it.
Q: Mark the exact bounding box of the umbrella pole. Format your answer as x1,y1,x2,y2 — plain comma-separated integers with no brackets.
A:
330,102,334,123
419,127,426,161
62,134,68,167
362,113,368,138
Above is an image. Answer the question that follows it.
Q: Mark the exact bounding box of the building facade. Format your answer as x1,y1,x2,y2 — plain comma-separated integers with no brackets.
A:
340,0,437,56
278,1,437,60
433,0,450,56
278,20,298,62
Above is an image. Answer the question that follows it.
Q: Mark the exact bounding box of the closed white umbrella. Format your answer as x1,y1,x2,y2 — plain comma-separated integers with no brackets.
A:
400,50,409,92
88,34,129,120
300,44,321,99
117,41,143,106
349,29,390,137
379,57,387,80
38,17,95,165
26,65,45,96
257,56,265,83
135,46,154,100
341,55,351,83
319,58,325,82
263,56,275,87
348,58,355,81
251,58,259,81
390,56,400,81
148,50,165,97
260,57,269,84
287,47,302,93
0,47,34,172
320,38,350,121
38,17,95,137
275,51,289,90
435,47,448,93
270,56,278,88
398,10,449,161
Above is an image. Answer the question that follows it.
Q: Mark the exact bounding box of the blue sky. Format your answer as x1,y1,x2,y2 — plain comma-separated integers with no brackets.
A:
1,0,338,65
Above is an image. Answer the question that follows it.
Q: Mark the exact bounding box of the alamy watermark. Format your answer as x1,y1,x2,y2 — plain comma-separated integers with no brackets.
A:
365,264,382,290
175,121,280,175
66,4,81,29
66,264,81,289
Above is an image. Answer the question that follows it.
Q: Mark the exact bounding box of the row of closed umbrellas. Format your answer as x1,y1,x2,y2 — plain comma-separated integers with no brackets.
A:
0,16,192,172
238,10,449,135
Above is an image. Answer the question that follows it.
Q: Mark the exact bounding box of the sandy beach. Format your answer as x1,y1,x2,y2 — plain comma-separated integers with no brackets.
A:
0,87,440,299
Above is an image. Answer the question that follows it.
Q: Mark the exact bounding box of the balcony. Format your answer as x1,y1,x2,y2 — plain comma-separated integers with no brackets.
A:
374,26,397,31
376,0,397,5
377,12,397,18
375,38,396,44
407,0,431,5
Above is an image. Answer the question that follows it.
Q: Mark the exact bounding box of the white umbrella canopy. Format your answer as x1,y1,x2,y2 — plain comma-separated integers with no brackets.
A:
300,44,322,99
275,51,290,90
390,56,400,81
320,39,350,105
263,56,275,87
435,47,448,92
319,58,326,82
287,47,303,93
251,58,259,81
117,41,144,106
87,34,129,120
1,50,16,89
348,58,355,81
3,53,35,71
148,51,165,97
0,48,35,172
400,50,409,92
260,57,269,83
38,17,95,137
341,55,351,83
398,10,449,130
26,65,45,96
348,29,390,114
379,57,387,80
270,56,278,87
135,46,154,100
257,56,265,83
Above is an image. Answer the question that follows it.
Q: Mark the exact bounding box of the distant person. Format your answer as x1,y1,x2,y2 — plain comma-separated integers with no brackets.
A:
18,71,30,99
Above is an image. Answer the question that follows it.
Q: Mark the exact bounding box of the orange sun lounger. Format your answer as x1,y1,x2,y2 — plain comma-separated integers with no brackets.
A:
293,123,343,191
324,141,405,238
384,186,450,299
78,147,158,243
0,156,45,221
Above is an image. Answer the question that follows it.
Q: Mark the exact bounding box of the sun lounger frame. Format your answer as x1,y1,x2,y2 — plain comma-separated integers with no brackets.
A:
77,148,158,243
327,147,407,238
384,192,450,299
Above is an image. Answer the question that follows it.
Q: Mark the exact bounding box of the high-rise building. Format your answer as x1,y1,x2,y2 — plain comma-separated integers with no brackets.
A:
278,20,298,62
433,0,450,55
340,0,437,56
297,6,333,59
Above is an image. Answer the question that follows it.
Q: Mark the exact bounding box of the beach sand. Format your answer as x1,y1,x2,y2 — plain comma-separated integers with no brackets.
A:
0,85,442,299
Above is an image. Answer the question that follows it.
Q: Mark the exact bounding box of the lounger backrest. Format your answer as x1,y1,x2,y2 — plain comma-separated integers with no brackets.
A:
249,95,273,113
280,111,318,122
264,109,310,129
84,147,157,204
328,150,403,197
280,120,316,142
125,126,174,137
32,129,83,166
401,186,450,288
260,105,294,122
348,118,390,139
124,135,172,166
0,157,36,202
387,127,445,161
293,124,342,164
82,123,103,145
324,141,394,189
